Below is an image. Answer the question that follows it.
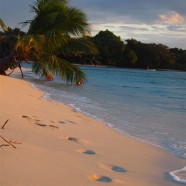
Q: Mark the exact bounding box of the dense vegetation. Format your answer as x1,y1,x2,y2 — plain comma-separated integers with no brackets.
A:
70,30,186,71
1,2,185,77
0,0,97,83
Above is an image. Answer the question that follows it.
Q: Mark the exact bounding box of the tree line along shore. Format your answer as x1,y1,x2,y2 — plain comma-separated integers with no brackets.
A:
0,0,185,87
1,28,185,72
68,30,186,71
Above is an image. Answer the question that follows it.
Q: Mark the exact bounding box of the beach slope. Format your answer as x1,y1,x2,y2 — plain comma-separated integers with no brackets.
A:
0,75,184,186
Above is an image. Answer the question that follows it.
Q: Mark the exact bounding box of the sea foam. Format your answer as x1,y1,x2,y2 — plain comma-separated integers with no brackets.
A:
21,67,186,161
169,166,186,184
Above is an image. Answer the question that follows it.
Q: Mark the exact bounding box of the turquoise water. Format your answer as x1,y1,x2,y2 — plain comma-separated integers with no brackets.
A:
21,66,186,183
26,66,186,158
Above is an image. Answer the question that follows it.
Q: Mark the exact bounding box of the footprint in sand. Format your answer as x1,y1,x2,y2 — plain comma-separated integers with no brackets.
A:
99,163,126,173
77,149,96,155
22,115,40,123
22,115,59,129
22,115,31,119
49,125,59,129
58,121,66,124
66,120,77,124
22,115,45,127
63,136,78,143
36,123,47,127
90,175,112,183
61,138,92,145
111,166,126,173
89,167,125,184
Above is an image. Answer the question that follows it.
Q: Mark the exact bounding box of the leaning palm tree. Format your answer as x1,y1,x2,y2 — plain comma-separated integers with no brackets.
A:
0,19,21,75
0,0,97,83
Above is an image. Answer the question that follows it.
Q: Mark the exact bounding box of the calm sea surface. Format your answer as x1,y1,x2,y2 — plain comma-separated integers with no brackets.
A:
20,66,186,183
24,66,186,158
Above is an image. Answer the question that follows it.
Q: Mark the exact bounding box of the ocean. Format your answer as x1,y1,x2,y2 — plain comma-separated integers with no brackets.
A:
18,65,186,183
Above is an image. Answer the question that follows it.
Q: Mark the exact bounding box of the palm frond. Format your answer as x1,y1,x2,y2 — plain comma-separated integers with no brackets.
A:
66,7,90,36
6,0,95,84
59,37,99,56
27,0,89,37
15,34,45,53
32,54,86,83
0,18,9,33
48,55,87,82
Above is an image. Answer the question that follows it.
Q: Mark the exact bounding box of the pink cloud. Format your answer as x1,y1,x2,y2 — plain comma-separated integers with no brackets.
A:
159,11,185,25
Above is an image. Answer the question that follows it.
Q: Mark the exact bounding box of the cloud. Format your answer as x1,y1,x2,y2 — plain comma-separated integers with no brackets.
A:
167,25,186,32
1,0,186,49
159,11,185,25
70,0,186,25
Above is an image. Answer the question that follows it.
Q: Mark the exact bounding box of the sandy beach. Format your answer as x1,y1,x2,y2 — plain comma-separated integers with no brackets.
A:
0,74,184,186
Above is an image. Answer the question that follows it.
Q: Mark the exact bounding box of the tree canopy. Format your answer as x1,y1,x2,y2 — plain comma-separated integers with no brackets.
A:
0,0,97,83
92,30,125,66
77,31,185,71
1,3,185,79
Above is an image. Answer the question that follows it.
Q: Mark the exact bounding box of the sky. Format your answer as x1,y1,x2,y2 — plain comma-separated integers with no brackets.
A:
0,0,186,49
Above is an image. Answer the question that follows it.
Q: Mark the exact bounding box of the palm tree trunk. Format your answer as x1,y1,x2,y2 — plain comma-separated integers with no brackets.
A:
18,63,24,78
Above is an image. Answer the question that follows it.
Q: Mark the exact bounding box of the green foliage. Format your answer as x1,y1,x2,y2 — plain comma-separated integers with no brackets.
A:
170,48,186,70
92,30,125,66
1,9,186,77
0,0,98,83
124,39,176,69
27,0,89,36
124,50,138,66
23,0,97,82
84,33,185,71
75,31,185,71
0,27,24,58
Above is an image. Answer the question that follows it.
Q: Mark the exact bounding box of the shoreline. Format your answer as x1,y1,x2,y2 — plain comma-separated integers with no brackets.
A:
27,70,185,162
76,64,186,72
0,75,185,186
27,79,169,158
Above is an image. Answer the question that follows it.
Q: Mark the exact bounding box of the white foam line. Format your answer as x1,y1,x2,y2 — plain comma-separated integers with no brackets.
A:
30,83,39,90
169,166,186,184
28,79,186,161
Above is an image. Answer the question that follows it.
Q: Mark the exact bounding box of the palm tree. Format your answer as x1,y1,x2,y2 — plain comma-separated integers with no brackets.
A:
0,19,20,75
0,0,97,83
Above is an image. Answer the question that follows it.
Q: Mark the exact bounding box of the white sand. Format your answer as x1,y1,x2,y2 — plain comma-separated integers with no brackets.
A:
0,75,184,186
